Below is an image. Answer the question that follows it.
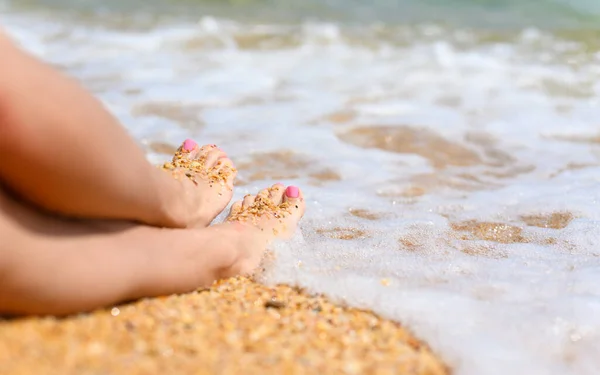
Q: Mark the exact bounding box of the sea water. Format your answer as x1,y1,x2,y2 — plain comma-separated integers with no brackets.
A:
2,0,600,374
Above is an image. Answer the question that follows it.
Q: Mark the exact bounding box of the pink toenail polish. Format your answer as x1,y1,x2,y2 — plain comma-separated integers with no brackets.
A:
285,186,299,198
183,139,197,151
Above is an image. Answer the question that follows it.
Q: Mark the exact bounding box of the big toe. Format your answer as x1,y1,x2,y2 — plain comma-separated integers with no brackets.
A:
283,185,305,219
173,138,201,161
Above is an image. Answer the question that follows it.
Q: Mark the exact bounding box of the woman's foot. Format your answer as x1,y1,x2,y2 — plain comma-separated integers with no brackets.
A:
160,139,237,227
0,182,304,315
228,183,305,238
223,183,306,275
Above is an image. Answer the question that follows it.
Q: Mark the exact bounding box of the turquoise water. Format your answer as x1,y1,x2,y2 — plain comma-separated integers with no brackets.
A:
2,0,600,374
7,0,600,29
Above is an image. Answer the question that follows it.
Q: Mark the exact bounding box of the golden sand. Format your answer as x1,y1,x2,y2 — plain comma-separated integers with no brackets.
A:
160,144,236,188
0,144,447,374
0,277,449,375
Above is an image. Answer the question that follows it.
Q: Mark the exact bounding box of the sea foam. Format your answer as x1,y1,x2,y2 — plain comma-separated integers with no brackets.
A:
3,7,600,374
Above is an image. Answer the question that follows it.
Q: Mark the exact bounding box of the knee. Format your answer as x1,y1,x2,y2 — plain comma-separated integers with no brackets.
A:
0,43,28,152
0,87,30,162
0,88,19,151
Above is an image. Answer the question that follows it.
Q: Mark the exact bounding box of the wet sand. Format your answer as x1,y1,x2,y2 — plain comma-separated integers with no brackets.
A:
0,277,448,375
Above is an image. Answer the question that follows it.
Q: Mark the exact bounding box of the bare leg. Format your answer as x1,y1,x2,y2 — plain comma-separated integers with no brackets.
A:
0,184,305,316
0,30,234,228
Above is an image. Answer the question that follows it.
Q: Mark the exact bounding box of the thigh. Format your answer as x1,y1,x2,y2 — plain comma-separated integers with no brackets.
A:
0,184,102,238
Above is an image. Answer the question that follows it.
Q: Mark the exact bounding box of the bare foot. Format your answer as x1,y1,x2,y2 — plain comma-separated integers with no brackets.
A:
222,183,305,275
0,182,303,315
228,183,305,238
160,139,237,227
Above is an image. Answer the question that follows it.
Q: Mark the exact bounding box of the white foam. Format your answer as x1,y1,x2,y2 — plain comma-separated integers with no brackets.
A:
2,10,600,375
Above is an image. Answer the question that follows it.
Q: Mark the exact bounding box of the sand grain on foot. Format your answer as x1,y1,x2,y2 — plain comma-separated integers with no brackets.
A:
0,277,448,375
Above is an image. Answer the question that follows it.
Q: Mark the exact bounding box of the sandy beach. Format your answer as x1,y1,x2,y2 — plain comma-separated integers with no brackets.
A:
3,0,600,373
0,277,448,374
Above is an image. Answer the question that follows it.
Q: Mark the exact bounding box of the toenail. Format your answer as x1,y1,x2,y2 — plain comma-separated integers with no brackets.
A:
183,139,197,151
285,186,299,198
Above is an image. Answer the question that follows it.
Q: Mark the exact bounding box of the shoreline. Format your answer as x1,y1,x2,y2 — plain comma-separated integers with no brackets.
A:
0,276,449,374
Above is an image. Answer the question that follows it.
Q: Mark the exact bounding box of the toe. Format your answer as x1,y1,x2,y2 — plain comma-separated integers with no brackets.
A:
267,183,286,205
173,138,201,161
194,144,219,163
283,185,305,217
230,201,242,216
205,148,228,168
256,187,271,201
243,194,256,208
212,157,237,186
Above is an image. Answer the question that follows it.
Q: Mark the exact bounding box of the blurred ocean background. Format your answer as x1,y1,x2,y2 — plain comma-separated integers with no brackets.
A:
2,0,600,374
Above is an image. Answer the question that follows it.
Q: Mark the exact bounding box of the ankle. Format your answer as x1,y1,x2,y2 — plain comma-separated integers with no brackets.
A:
211,222,269,278
148,168,191,228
